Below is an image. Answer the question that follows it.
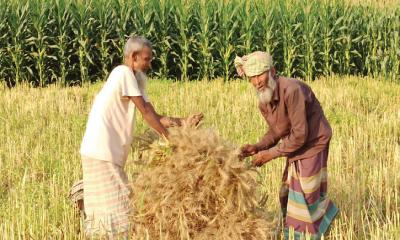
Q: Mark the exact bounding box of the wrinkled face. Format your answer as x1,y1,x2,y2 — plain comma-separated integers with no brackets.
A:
249,71,269,92
133,46,153,73
249,70,276,104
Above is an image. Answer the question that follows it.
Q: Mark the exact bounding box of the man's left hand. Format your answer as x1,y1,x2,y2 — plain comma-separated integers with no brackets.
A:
252,150,275,167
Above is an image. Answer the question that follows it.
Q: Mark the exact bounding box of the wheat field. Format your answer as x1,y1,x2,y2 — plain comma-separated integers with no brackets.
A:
1,0,399,86
0,75,399,239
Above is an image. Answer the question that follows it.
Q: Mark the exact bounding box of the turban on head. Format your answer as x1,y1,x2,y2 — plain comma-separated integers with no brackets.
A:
234,51,273,77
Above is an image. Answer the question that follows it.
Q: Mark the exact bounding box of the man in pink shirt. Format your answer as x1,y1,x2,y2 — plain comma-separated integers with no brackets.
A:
236,51,338,240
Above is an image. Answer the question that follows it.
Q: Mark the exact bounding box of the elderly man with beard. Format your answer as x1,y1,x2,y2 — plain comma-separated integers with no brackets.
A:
78,36,203,239
235,51,338,239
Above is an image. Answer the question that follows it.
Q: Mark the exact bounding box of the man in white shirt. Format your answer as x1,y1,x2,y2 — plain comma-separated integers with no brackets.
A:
78,36,203,239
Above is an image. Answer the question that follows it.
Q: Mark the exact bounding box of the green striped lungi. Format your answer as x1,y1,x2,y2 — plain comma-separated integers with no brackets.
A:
280,147,339,240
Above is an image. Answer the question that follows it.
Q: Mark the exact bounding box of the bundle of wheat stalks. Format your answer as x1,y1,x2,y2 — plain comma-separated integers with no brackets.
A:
131,126,274,239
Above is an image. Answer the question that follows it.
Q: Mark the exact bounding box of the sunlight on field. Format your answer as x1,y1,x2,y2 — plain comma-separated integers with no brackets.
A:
345,0,400,7
0,76,399,239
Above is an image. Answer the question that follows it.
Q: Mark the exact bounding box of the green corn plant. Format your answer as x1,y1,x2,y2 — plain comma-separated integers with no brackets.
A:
388,12,400,81
215,0,240,80
359,8,369,77
237,0,258,55
370,7,390,78
333,6,347,75
319,0,338,77
171,0,195,81
27,0,56,87
94,0,115,81
380,13,395,80
112,0,133,61
335,4,363,75
130,0,156,76
71,0,96,84
52,0,74,86
380,15,392,79
351,5,369,76
6,0,31,85
0,0,11,85
193,0,218,80
277,0,302,78
152,0,174,79
298,0,320,81
364,7,381,78
355,4,383,77
352,5,366,76
247,0,264,54
258,0,279,58
131,0,155,38
380,8,400,81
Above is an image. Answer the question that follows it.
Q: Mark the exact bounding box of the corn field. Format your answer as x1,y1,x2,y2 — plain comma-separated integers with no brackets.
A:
0,0,399,87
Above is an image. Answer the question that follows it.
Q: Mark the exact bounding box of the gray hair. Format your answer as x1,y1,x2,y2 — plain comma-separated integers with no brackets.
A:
123,36,152,59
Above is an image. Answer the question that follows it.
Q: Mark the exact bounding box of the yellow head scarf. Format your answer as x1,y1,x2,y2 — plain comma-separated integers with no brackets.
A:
234,51,273,77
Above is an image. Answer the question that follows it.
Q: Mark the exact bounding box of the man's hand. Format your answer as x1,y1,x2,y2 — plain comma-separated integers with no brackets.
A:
159,112,204,128
252,150,275,167
183,112,204,127
239,144,258,159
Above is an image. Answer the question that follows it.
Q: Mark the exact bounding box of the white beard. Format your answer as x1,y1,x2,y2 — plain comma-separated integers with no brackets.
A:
257,88,273,104
135,70,147,90
256,72,277,104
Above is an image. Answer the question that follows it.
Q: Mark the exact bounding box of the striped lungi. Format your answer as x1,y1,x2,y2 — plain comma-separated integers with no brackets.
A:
279,147,338,240
82,156,132,239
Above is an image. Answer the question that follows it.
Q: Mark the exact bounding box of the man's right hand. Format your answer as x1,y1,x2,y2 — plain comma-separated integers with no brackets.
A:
239,144,258,159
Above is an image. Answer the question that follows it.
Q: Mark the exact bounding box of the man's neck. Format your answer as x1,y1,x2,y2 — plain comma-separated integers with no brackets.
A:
123,59,136,72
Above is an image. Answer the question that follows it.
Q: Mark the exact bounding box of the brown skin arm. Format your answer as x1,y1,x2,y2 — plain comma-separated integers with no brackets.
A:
130,96,169,137
145,102,183,128
145,102,204,128
239,129,279,159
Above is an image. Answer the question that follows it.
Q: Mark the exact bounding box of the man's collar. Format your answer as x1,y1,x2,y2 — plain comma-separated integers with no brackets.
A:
271,77,280,104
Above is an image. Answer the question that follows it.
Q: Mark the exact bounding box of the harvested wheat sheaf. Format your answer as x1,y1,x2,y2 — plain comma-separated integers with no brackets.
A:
131,127,274,240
